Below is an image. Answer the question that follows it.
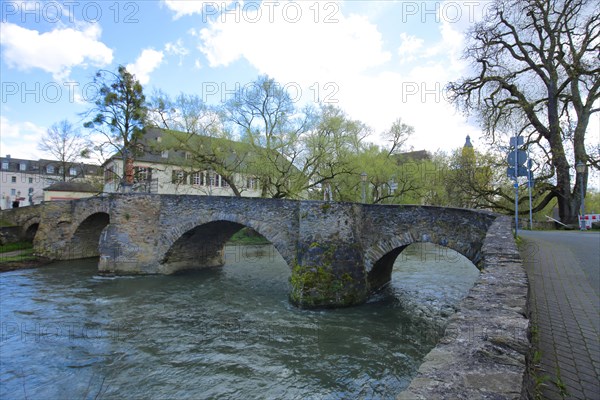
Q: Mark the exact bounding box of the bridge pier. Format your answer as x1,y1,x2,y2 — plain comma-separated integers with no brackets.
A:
290,202,368,308
98,194,162,274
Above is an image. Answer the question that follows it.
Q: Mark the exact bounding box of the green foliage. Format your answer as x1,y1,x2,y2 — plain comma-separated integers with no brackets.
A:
584,189,600,214
228,228,270,245
0,248,34,262
0,241,33,254
84,66,148,188
221,75,315,199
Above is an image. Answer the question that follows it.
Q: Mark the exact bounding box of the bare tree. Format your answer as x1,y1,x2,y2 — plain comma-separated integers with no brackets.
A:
448,0,599,224
38,120,91,182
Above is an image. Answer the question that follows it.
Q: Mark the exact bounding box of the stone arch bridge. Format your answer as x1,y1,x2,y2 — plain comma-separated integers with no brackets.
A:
1,194,502,308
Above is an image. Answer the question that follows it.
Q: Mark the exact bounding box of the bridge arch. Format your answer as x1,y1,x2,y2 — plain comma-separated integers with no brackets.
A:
67,212,110,259
21,217,40,241
365,233,484,293
159,215,293,274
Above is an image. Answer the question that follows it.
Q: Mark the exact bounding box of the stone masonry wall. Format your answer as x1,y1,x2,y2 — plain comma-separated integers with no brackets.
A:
99,195,301,274
0,204,44,241
397,216,529,399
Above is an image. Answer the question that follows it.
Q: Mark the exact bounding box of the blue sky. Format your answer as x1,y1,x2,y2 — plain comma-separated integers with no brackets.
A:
4,0,596,166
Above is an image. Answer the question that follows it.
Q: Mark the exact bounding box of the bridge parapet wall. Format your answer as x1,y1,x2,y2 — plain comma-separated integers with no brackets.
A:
398,216,529,399
0,204,45,242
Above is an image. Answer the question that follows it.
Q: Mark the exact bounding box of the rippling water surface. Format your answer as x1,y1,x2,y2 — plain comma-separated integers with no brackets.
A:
0,243,478,399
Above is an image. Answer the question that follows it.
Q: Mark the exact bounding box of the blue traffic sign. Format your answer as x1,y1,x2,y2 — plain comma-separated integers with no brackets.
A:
507,150,527,166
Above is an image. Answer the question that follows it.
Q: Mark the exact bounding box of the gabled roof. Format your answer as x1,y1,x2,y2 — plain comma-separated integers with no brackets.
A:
106,127,297,175
394,150,431,163
44,181,100,193
1,155,101,175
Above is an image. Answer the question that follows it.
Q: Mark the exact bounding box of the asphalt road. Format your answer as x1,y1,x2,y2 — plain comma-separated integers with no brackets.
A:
520,230,600,296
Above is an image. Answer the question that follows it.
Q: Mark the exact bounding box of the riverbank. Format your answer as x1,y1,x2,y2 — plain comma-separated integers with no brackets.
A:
0,244,52,273
0,250,52,272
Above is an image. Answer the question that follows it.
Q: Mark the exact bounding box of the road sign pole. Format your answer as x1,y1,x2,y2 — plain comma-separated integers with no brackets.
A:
528,157,533,230
515,182,519,238
514,135,519,237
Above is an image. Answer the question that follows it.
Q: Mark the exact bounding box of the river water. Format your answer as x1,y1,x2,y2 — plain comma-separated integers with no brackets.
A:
1,243,478,399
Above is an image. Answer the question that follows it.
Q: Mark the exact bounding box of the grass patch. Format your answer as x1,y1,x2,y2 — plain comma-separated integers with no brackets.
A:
0,241,33,253
0,248,34,262
228,228,270,245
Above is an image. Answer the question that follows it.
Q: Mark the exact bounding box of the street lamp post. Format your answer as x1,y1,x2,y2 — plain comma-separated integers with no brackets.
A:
361,172,367,203
576,161,586,230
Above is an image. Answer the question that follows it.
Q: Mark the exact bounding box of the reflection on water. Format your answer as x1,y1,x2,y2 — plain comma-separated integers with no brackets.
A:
0,243,478,399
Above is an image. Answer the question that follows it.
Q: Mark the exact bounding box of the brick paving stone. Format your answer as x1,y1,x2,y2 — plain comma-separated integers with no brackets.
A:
565,387,585,400
520,231,600,400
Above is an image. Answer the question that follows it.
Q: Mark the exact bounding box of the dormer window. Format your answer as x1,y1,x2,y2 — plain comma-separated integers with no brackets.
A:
46,165,55,174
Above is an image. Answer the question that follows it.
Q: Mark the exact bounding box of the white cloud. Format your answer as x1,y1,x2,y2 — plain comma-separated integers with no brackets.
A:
126,49,164,85
398,33,424,64
164,0,228,19
318,21,474,152
0,117,47,159
0,22,113,80
165,39,188,56
165,39,189,66
198,1,391,84
190,1,476,153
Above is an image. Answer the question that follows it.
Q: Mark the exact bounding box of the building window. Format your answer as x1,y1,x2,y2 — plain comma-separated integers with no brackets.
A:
11,176,16,183
46,165,54,174
28,177,33,183
220,176,229,187
191,172,202,185
246,177,258,190
134,167,149,183
208,172,216,187
185,152,193,160
104,167,115,182
1,162,8,170
172,170,186,184
161,150,169,158
19,163,26,171
69,167,77,176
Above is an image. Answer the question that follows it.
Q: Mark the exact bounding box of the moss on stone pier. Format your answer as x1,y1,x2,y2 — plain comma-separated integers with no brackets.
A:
289,243,365,308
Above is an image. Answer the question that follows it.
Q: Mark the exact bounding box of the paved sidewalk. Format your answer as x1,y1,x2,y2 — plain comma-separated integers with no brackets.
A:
520,231,600,400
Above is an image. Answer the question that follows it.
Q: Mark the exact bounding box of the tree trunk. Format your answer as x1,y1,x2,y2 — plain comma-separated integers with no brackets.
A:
556,188,579,225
